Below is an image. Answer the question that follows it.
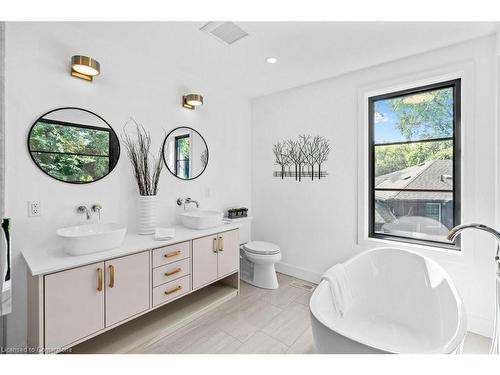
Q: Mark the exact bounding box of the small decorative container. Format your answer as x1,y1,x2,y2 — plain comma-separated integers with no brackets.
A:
227,207,248,219
138,195,157,235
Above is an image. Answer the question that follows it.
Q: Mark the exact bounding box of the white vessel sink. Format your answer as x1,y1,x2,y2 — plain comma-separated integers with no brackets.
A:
180,210,223,230
56,223,127,256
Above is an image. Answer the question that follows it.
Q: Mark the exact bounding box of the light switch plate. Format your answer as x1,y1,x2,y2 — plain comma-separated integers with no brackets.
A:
28,200,41,217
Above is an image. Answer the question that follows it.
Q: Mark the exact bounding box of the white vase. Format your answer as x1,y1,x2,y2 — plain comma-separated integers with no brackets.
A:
138,195,156,235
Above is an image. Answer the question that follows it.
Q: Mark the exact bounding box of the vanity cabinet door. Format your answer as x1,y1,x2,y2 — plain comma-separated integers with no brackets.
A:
105,251,150,327
217,229,240,277
44,262,105,350
192,235,218,290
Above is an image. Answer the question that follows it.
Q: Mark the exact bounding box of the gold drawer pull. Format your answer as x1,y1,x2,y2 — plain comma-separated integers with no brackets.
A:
164,285,182,295
165,267,182,277
218,236,224,252
108,265,115,288
97,268,103,292
213,237,218,253
164,250,181,258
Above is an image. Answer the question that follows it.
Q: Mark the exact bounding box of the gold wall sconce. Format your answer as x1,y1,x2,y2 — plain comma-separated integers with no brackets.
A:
182,94,203,110
71,55,101,81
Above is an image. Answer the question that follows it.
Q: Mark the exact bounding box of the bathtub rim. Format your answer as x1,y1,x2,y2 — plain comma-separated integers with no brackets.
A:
310,247,468,354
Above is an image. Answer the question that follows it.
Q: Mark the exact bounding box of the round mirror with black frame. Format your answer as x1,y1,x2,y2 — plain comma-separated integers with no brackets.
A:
28,107,120,184
162,127,209,180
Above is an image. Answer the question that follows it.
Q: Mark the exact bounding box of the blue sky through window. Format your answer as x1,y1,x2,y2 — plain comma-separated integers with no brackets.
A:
374,100,402,143
373,87,453,144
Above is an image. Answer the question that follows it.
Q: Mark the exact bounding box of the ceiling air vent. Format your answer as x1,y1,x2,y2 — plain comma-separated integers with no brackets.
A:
200,22,248,45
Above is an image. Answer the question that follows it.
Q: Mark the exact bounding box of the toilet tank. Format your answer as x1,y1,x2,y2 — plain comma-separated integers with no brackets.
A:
231,217,252,244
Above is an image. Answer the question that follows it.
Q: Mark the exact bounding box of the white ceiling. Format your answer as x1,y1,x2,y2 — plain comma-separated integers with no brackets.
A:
64,22,499,97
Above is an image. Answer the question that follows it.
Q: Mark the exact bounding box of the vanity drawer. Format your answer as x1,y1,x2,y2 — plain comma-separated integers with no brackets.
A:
152,241,190,267
152,275,191,307
152,258,190,287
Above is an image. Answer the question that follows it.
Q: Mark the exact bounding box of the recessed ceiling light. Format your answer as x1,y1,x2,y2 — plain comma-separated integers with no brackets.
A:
266,57,278,64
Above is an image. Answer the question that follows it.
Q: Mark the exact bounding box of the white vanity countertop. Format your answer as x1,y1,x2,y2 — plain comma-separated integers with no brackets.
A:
22,222,242,276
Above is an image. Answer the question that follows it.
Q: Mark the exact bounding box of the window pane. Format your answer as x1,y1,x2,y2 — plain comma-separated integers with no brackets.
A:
373,87,454,144
374,190,453,243
175,136,190,178
374,140,453,192
29,121,110,156
31,152,110,182
370,80,459,247
177,137,190,158
176,160,190,179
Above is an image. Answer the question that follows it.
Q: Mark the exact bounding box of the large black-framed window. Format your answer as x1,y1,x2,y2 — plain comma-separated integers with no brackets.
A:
368,79,461,249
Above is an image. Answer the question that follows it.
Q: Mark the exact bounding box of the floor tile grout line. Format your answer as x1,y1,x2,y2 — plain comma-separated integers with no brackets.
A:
142,276,316,354
286,323,311,348
254,329,291,349
219,324,258,344
260,304,312,348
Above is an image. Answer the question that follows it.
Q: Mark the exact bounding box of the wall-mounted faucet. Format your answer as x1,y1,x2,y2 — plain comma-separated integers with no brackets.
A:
448,224,500,354
177,197,199,210
448,223,500,262
92,204,103,221
77,204,103,221
77,206,91,220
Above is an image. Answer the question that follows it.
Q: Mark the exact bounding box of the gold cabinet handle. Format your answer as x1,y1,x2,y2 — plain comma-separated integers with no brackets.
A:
108,265,115,288
164,285,182,295
219,235,224,252
97,268,103,292
164,250,181,258
213,237,218,253
164,267,181,277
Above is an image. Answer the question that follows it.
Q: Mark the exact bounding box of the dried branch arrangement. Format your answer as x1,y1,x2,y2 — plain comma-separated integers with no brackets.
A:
272,135,331,181
122,118,164,195
200,149,208,169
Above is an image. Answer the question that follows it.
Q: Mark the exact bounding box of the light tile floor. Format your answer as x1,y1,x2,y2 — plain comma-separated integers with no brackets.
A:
137,273,492,354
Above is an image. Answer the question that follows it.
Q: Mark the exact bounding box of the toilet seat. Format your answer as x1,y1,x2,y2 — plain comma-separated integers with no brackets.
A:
242,241,280,255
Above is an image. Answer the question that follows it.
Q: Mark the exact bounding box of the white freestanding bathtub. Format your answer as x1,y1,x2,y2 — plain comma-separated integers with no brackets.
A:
310,247,467,354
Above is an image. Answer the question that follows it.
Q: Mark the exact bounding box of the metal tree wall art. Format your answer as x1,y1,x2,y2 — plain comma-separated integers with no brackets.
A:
272,135,331,181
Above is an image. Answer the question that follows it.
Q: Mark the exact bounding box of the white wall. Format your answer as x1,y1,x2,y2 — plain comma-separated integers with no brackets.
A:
251,36,498,336
4,23,251,349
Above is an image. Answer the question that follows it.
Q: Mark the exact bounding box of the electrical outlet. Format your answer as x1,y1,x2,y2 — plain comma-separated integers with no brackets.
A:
28,200,41,217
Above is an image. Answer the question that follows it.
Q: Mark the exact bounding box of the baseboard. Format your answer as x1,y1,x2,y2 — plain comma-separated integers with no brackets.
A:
468,314,493,338
275,261,322,284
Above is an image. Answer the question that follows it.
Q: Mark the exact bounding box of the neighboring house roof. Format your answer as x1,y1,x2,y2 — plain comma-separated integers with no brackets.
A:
375,160,453,202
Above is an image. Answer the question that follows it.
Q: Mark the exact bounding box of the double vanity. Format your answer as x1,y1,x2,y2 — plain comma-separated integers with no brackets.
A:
22,107,245,353
22,221,241,354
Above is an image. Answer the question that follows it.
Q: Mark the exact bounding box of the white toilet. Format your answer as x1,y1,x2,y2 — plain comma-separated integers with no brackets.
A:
235,217,281,289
